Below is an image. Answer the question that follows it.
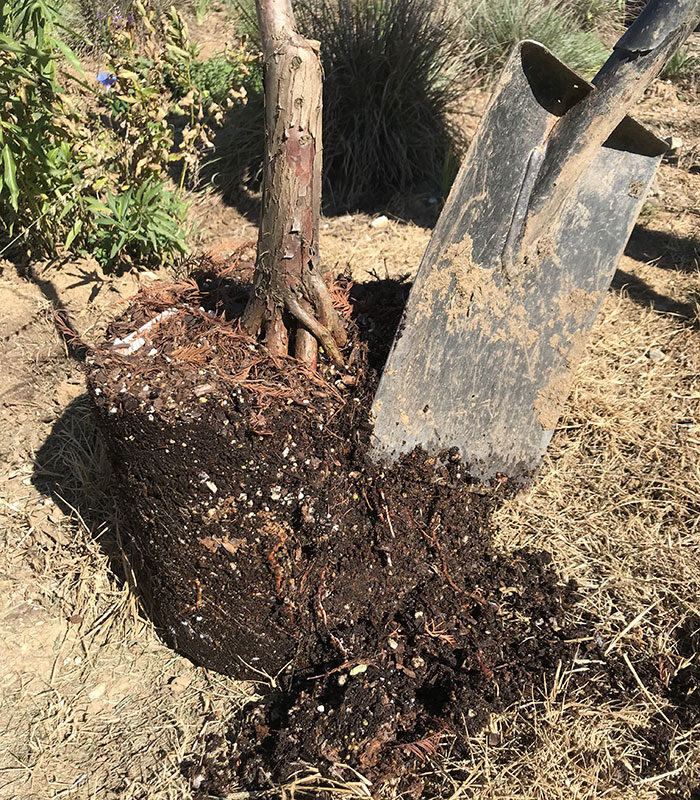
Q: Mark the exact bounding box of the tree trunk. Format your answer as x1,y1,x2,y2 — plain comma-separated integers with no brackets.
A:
242,0,346,367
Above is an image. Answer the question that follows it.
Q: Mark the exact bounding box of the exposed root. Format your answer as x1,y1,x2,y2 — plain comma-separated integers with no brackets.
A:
242,284,347,368
424,619,456,647
295,327,318,366
285,293,345,367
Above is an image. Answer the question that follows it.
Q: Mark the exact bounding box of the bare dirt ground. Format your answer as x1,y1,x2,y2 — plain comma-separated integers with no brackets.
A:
1,75,700,799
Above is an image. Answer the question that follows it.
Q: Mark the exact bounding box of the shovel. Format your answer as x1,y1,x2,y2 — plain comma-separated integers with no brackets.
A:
370,0,700,482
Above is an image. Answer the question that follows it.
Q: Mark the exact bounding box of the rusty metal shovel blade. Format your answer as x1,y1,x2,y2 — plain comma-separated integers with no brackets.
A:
370,41,668,482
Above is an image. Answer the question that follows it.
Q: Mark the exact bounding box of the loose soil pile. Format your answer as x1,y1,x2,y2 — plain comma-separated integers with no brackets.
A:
86,262,700,797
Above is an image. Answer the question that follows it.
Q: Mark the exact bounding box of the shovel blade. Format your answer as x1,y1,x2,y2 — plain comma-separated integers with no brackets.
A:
370,41,668,482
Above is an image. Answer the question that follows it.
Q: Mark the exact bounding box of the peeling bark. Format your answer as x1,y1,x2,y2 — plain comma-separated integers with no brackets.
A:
243,0,346,366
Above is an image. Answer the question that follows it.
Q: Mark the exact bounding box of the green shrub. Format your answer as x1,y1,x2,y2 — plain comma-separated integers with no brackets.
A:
460,0,611,80
0,0,84,253
86,178,188,268
173,51,250,104
60,0,171,51
0,0,251,270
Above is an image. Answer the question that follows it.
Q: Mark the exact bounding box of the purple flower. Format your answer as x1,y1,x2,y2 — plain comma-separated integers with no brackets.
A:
109,4,130,29
96,71,117,89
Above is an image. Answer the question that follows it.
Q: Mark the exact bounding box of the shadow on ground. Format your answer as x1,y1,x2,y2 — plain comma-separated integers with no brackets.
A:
625,224,700,274
13,261,96,362
31,394,128,585
612,268,698,322
202,99,445,230
613,224,700,322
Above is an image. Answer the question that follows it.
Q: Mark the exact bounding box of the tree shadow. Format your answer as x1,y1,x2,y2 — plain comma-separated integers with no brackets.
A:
625,224,700,274
198,99,264,226
611,268,697,322
31,394,129,587
12,261,94,362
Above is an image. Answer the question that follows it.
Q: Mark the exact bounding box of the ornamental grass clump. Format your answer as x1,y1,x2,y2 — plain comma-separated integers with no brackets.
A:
296,0,471,210
459,0,611,80
214,0,472,212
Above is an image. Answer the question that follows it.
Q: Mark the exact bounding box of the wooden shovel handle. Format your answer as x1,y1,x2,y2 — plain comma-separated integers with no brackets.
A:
521,0,700,254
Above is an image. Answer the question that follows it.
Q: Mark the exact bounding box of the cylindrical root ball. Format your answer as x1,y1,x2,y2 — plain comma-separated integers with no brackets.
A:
87,341,357,677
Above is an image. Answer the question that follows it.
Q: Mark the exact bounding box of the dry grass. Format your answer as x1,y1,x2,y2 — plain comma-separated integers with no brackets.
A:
482,280,700,799
442,690,668,799
496,288,700,632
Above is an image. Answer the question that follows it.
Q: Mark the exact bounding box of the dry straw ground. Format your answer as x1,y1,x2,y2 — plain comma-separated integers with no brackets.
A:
1,76,700,800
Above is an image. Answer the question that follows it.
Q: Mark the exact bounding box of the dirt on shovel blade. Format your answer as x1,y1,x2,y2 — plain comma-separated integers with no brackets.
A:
85,264,699,798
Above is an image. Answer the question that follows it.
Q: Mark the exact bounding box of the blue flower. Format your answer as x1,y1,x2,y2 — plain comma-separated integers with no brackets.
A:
96,71,117,89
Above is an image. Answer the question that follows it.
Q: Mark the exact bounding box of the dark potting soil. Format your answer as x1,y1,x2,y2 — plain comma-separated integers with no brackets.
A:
86,263,700,798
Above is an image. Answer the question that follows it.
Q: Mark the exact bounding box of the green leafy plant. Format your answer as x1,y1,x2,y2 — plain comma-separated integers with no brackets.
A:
188,53,250,103
192,0,209,24
86,178,189,268
102,3,199,187
1,0,252,270
0,0,86,253
101,2,253,188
